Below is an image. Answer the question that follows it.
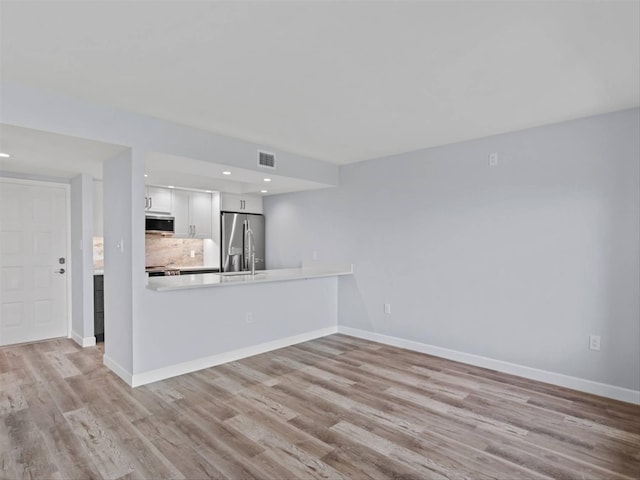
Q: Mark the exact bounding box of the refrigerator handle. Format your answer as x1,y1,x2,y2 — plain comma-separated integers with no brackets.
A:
242,220,247,270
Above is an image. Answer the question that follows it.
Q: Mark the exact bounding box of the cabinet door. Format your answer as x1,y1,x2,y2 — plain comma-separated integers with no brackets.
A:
220,193,242,212
190,191,212,238
220,193,263,213
147,186,172,213
171,190,191,237
242,195,263,214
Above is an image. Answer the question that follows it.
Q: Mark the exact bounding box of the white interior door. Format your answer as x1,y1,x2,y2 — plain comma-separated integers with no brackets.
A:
0,179,69,346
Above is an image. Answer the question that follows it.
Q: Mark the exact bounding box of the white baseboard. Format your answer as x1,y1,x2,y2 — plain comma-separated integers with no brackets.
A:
103,354,134,386
70,331,96,348
129,326,339,388
337,326,640,405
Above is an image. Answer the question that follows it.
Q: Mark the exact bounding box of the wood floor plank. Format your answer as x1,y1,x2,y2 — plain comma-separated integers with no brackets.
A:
63,407,135,480
44,351,83,379
224,413,345,479
1,334,638,479
98,411,186,480
330,421,453,480
0,385,28,416
41,421,103,480
131,415,228,480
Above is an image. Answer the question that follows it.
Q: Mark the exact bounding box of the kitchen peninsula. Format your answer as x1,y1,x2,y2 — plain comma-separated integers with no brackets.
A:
116,263,353,387
146,264,352,291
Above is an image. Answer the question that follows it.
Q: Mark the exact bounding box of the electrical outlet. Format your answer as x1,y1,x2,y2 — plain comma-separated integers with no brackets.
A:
589,335,601,351
384,303,391,314
190,250,195,258
489,152,498,167
246,312,254,323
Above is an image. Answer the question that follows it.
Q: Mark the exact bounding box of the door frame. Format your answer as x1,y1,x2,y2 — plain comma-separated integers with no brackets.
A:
0,176,73,340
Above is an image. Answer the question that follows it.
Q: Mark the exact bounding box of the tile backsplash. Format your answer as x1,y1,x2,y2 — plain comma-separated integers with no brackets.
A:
92,235,211,269
145,235,204,267
93,237,104,269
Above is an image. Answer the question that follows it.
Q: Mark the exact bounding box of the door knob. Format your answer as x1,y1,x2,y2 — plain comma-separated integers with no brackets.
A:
56,268,66,274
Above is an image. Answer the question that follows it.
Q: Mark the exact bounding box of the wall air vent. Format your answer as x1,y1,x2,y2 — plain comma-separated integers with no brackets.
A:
258,150,276,169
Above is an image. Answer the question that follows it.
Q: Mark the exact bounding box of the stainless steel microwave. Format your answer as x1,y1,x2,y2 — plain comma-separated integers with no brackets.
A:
145,215,174,234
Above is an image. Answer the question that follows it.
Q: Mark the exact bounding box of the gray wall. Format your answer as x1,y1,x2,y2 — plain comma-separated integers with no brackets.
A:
103,149,136,373
265,108,640,391
70,173,94,342
138,277,338,373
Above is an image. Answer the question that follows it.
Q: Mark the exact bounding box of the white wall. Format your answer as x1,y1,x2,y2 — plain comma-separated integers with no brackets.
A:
103,149,136,374
137,277,338,375
69,173,95,344
265,108,640,392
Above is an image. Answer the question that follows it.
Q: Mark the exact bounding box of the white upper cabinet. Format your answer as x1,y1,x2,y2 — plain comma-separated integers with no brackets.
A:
171,189,191,237
172,189,212,239
190,191,213,238
220,193,263,214
145,186,172,214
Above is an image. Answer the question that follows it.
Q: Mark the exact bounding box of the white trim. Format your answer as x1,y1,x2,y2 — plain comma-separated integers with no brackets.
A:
129,326,338,387
70,331,96,348
65,182,72,339
337,326,640,405
103,354,134,386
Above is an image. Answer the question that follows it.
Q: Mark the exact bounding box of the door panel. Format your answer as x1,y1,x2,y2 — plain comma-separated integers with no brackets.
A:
0,180,69,346
245,214,265,270
221,212,244,271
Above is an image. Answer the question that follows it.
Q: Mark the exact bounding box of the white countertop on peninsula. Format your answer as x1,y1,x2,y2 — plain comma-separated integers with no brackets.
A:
146,264,353,291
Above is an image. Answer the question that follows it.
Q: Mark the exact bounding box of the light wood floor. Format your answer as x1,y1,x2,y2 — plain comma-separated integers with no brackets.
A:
1,334,638,480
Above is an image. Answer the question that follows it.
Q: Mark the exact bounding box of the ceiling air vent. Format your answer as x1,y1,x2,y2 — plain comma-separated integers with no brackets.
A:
258,150,276,169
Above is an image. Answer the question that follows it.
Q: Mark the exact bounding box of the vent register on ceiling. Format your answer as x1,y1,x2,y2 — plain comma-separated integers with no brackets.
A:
258,151,276,169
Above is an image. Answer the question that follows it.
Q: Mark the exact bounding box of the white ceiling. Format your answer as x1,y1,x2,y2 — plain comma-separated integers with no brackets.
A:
145,152,331,195
1,1,639,164
0,124,128,179
0,124,331,195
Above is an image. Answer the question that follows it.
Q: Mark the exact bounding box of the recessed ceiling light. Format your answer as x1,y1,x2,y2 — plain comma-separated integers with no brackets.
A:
167,185,175,189
263,178,271,182
144,174,148,178
205,190,212,193
222,171,231,175
261,190,268,193
0,152,10,158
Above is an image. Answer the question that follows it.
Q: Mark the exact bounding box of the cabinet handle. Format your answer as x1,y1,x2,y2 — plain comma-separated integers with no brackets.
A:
193,225,196,236
149,197,153,209
144,197,148,209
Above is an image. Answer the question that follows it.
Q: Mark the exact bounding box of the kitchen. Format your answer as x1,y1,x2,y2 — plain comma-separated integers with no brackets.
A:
64,141,349,386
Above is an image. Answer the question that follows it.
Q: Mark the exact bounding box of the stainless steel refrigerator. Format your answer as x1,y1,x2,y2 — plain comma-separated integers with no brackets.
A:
220,212,265,272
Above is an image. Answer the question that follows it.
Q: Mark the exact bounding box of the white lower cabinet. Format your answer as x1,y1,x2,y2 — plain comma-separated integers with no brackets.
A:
172,190,212,238
220,193,263,214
